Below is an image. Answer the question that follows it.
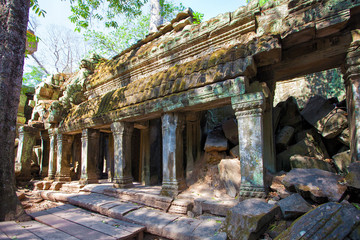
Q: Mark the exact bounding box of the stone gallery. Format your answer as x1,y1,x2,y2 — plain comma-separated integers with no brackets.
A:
15,0,360,201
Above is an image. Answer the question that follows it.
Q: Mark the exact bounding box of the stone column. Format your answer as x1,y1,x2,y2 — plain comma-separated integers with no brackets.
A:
47,128,57,180
110,121,134,188
108,133,114,182
161,113,186,197
15,126,37,181
231,92,266,198
343,29,360,162
40,130,50,178
140,124,151,185
55,133,73,182
185,112,201,182
80,129,100,184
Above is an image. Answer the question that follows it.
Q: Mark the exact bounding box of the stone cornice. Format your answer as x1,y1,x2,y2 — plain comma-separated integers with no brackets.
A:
58,77,246,133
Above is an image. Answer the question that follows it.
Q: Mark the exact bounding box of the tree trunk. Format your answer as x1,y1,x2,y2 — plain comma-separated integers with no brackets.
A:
149,0,163,33
0,0,30,221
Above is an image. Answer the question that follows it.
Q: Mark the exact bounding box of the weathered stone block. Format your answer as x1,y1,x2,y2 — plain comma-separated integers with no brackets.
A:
276,193,312,220
34,181,44,190
276,126,295,151
282,168,347,203
275,203,360,240
204,129,228,152
222,118,238,145
224,198,280,240
278,97,302,128
290,155,335,172
301,96,347,139
301,95,335,127
277,133,327,171
338,127,350,146
315,108,348,139
333,150,351,173
218,159,241,197
50,182,63,191
230,145,239,158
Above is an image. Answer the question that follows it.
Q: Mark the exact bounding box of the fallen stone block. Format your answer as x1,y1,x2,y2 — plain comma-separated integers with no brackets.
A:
204,129,228,152
275,202,360,240
277,133,327,171
276,193,312,220
301,95,335,127
230,145,239,158
223,198,280,240
270,173,291,199
290,155,335,172
222,118,238,145
316,108,348,139
168,198,193,215
278,97,302,128
282,168,346,203
218,159,241,197
338,127,350,147
276,126,295,152
332,150,351,173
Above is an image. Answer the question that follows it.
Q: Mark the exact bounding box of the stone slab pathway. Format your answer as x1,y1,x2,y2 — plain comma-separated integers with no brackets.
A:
0,204,145,240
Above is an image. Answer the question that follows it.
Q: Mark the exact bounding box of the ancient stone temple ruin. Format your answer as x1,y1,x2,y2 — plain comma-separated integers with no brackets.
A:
16,0,360,199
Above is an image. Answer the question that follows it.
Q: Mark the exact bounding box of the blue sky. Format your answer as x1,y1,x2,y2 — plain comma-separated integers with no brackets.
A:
34,0,247,28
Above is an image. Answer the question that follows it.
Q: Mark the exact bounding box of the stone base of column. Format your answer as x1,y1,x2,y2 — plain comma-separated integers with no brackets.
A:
55,175,71,182
113,177,134,188
161,180,186,197
239,184,266,198
47,173,56,180
79,178,99,185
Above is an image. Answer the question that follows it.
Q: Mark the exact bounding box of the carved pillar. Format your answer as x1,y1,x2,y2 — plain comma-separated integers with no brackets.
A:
161,113,186,197
80,129,100,184
40,131,50,178
55,133,73,182
140,123,151,185
15,126,37,181
47,128,57,180
111,122,134,188
343,29,360,162
185,112,201,183
231,92,266,198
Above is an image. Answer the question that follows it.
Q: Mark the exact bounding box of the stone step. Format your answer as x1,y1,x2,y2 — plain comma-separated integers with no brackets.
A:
46,191,227,240
29,204,145,240
0,220,77,239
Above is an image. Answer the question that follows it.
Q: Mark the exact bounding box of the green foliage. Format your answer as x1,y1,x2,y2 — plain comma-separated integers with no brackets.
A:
193,11,204,24
68,0,148,31
22,65,47,93
30,0,47,17
305,68,345,100
83,0,186,58
84,14,150,58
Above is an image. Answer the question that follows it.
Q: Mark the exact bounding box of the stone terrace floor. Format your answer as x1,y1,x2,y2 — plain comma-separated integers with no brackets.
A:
1,181,234,240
